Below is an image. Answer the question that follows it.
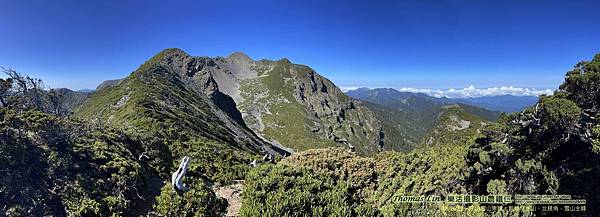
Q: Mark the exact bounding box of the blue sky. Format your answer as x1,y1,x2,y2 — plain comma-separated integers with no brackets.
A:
1,0,599,92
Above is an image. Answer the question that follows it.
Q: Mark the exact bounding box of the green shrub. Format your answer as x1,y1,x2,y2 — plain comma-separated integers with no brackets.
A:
239,163,359,217
154,180,226,217
240,147,474,217
593,125,600,154
0,108,147,216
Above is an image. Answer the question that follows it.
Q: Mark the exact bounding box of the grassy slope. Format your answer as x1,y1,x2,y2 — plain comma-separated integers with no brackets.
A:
77,52,233,145
362,101,426,152
421,105,488,147
239,60,378,153
258,61,339,150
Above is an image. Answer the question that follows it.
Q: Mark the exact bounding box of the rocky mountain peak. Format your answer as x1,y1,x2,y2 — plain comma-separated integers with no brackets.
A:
158,48,188,58
278,58,291,64
152,48,194,70
228,51,253,63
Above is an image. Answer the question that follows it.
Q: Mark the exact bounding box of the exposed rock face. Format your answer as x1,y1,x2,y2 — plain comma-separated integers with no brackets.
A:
447,115,471,131
156,49,383,154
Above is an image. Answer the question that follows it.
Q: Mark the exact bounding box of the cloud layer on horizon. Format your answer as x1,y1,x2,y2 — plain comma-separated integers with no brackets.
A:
341,85,554,98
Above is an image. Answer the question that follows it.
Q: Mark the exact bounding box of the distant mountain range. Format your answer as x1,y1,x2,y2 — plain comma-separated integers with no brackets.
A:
347,87,538,113
447,94,538,113
346,87,504,150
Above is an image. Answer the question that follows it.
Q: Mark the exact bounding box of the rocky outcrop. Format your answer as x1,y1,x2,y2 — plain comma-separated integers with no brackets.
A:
288,66,382,153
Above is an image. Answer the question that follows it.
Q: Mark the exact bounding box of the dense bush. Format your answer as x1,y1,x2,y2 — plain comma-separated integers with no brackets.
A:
240,147,534,217
0,108,145,216
593,125,600,153
240,163,362,216
154,179,226,217
559,53,600,111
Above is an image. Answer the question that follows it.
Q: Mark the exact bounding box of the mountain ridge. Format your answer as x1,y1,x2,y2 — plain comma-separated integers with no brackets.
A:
347,87,538,113
141,48,384,154
347,87,502,150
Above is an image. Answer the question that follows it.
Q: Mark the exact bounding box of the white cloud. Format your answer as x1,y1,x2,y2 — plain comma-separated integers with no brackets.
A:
340,86,361,92
343,85,554,98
